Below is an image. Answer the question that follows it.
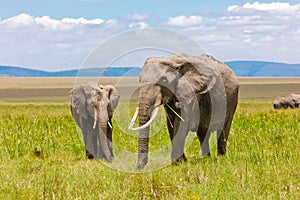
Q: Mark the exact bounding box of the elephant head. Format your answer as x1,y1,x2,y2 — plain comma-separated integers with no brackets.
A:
273,96,291,109
129,53,218,128
273,94,300,109
70,84,119,162
129,53,228,169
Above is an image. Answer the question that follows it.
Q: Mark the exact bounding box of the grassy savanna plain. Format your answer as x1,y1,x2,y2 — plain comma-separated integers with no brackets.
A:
0,77,299,199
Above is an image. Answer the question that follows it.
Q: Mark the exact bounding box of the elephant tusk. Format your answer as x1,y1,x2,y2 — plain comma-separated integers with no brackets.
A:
128,107,139,129
93,110,97,129
108,121,112,129
129,106,159,131
165,103,185,122
93,120,97,129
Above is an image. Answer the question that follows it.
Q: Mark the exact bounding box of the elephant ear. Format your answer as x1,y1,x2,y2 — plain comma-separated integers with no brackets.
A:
164,53,217,105
69,85,89,122
103,85,120,116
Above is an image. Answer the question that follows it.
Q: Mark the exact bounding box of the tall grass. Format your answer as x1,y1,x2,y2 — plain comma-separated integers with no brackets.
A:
0,102,299,199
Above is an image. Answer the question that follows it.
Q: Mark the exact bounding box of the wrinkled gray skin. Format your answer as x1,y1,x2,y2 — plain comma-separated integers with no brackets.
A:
136,53,239,169
69,84,119,162
273,94,300,109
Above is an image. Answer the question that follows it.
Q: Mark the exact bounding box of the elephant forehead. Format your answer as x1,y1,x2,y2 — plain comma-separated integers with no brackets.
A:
145,56,162,64
140,64,168,82
95,90,109,101
273,97,282,103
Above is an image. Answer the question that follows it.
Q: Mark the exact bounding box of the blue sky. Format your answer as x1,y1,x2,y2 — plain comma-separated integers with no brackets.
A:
2,0,295,19
0,1,300,70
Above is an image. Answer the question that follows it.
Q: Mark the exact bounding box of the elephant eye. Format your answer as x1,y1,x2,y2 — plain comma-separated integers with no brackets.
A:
160,77,167,83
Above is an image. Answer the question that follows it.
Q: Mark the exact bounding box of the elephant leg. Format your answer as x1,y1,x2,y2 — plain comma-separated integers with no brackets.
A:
96,134,105,159
85,150,94,159
164,103,187,164
79,117,97,159
288,102,295,108
90,132,100,158
83,131,92,158
217,130,226,155
217,116,233,155
197,126,211,157
83,130,97,159
164,104,175,141
171,117,188,164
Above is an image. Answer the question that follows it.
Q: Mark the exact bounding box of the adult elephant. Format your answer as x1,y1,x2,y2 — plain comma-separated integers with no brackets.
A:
129,53,239,169
273,94,300,109
69,83,119,162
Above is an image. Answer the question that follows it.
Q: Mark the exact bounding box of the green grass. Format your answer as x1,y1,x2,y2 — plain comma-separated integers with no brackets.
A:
0,101,300,199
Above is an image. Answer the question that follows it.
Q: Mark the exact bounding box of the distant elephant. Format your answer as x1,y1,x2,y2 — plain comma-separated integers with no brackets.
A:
129,53,239,169
69,83,119,162
273,94,300,109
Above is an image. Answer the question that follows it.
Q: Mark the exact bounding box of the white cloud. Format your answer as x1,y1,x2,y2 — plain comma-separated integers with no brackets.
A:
219,15,261,26
61,17,104,25
0,13,105,31
0,14,110,70
167,15,203,27
260,35,274,42
181,2,300,63
104,19,124,30
0,13,35,27
227,5,240,12
35,16,72,31
129,22,148,29
243,2,291,11
1,2,300,70
244,37,252,44
228,2,300,13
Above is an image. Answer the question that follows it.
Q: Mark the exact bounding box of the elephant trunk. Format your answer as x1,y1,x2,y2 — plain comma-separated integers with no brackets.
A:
137,84,161,169
96,105,113,162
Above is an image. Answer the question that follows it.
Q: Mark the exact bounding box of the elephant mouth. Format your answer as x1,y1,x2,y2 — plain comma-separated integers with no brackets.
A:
93,120,112,129
92,108,112,130
128,84,184,131
128,105,160,131
128,102,184,131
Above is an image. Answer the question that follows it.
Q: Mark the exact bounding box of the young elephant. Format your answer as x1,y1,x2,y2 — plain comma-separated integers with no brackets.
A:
69,84,119,162
273,94,300,109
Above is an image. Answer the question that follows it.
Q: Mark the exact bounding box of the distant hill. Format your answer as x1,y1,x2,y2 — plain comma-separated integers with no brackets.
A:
0,66,52,77
0,61,300,77
0,66,142,77
226,61,300,77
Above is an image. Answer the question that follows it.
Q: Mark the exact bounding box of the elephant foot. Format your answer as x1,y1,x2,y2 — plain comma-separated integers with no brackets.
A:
201,144,211,157
86,150,94,159
171,154,187,165
105,156,113,163
110,150,114,160
201,153,211,158
136,162,146,170
217,141,227,155
217,150,226,156
217,146,226,155
136,153,148,170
